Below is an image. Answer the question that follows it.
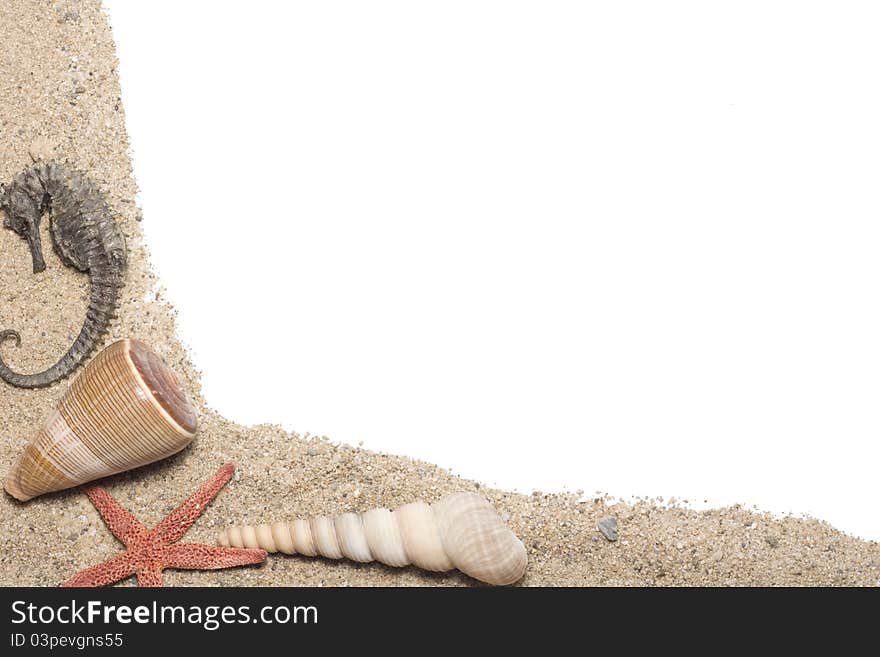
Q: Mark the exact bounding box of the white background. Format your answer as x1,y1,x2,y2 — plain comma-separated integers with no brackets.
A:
104,2,880,540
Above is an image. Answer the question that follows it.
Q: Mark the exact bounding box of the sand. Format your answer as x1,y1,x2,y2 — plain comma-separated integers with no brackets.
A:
0,0,878,587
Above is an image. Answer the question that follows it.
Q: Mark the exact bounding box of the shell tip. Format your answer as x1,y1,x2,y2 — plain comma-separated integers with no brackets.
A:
3,476,33,502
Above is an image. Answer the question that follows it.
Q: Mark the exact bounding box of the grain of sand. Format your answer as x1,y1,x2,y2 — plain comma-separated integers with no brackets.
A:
1,1,878,587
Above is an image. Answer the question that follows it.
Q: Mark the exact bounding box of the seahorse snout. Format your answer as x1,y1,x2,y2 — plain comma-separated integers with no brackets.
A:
24,219,46,273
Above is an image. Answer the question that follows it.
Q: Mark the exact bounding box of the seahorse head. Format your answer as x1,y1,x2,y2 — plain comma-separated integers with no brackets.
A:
0,178,47,273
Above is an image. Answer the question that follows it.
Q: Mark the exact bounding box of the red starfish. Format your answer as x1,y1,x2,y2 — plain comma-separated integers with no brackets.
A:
63,463,267,587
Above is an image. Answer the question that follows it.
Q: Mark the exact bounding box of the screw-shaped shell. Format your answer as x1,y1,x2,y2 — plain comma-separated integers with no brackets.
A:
4,339,197,501
218,492,528,586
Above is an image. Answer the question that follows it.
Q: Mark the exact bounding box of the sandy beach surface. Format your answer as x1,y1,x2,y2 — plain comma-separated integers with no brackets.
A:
1,0,878,587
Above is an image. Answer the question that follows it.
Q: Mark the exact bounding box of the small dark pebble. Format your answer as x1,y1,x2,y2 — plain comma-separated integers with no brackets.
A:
598,516,619,541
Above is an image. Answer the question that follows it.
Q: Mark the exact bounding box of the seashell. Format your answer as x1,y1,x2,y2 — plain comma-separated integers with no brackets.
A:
4,339,197,501
218,492,527,586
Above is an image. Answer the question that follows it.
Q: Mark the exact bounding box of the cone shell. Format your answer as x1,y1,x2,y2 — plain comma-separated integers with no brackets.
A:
4,339,197,501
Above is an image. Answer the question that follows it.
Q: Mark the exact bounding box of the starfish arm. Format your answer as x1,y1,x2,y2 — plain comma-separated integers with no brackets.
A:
163,543,267,571
85,485,146,546
135,567,164,587
153,463,235,544
62,553,136,588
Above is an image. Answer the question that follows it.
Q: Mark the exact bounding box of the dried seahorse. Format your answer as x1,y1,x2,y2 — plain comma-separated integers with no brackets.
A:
218,492,528,586
0,162,126,388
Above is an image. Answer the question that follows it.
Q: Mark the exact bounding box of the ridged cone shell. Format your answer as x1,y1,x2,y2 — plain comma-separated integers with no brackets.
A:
4,339,197,501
